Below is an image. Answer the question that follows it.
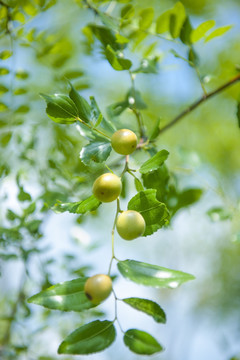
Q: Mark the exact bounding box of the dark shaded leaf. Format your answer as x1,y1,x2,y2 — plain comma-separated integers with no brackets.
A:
123,298,166,323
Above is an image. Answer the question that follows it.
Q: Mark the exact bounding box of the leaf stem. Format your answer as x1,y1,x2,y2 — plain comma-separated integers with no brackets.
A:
76,117,111,140
159,73,240,134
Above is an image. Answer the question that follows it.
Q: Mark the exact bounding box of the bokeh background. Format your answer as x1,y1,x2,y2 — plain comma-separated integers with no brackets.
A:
0,0,240,359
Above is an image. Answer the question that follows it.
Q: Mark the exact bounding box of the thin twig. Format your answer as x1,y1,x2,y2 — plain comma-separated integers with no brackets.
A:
159,73,240,134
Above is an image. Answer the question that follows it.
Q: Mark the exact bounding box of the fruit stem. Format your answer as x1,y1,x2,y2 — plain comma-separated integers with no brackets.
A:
108,198,121,276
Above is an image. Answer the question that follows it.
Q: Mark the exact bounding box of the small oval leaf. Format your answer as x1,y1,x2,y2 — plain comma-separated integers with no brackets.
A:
124,329,163,355
123,297,166,323
58,320,116,355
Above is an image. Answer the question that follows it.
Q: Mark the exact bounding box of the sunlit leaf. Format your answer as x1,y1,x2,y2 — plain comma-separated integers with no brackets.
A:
13,88,27,95
28,278,95,311
105,45,132,71
0,84,8,94
0,68,9,76
140,150,169,174
124,329,163,355
80,140,112,165
53,196,101,214
205,25,232,42
191,20,215,42
15,70,29,79
123,298,166,323
41,93,78,121
0,50,12,60
0,102,8,112
139,8,154,30
69,83,91,122
128,189,170,236
58,320,116,354
156,2,185,38
117,259,195,288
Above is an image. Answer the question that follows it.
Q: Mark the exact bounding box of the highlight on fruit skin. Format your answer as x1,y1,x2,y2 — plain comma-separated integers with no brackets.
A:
116,210,146,240
111,129,138,155
92,173,122,203
84,274,112,305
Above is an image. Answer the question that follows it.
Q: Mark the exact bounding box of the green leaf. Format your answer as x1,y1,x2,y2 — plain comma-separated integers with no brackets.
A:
15,70,29,79
149,118,161,140
80,140,112,165
237,102,240,128
191,20,215,43
41,93,78,123
121,4,134,20
0,102,8,112
53,195,101,214
205,25,232,42
63,69,84,79
0,50,12,60
90,96,116,133
179,16,193,44
188,47,199,66
124,329,163,355
123,298,166,323
169,188,203,215
139,150,169,174
207,207,232,222
0,132,12,146
139,8,154,30
128,189,170,236
105,45,132,71
133,57,159,74
0,84,8,94
88,24,120,51
58,320,116,354
156,2,185,38
13,88,27,95
117,259,195,288
0,68,9,76
69,83,91,123
142,165,169,202
28,278,95,312
15,105,30,113
134,177,144,192
156,9,172,34
18,187,32,202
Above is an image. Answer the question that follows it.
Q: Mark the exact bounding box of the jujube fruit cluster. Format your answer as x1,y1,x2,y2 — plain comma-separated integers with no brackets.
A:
84,274,112,305
116,210,146,240
111,129,138,155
